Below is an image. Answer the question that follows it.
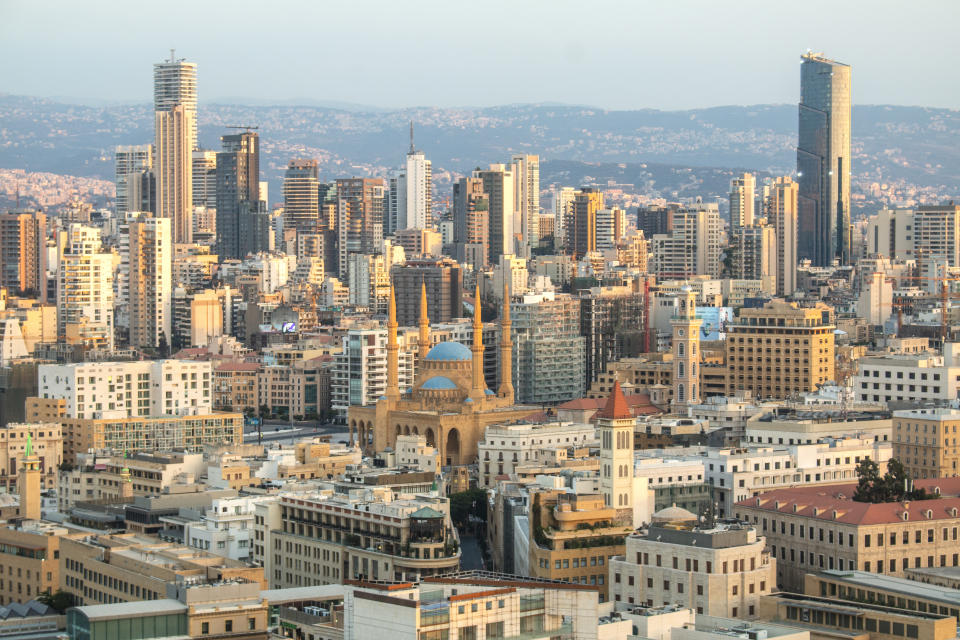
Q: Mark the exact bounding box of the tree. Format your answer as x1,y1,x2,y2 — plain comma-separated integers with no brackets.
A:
38,589,75,613
853,457,882,502
853,457,934,503
449,489,487,528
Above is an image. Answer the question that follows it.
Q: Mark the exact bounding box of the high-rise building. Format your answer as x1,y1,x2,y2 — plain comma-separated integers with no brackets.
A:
0,211,47,300
191,149,217,209
129,216,172,349
579,285,648,386
570,188,604,259
649,201,723,278
725,300,835,399
57,224,114,350
476,165,515,264
730,225,777,292
511,291,586,404
729,172,755,229
636,203,678,239
552,186,579,250
865,204,960,269
510,154,540,247
336,178,384,280
215,131,261,260
282,158,320,234
451,176,489,269
397,124,432,231
154,53,197,244
797,52,852,266
767,176,800,296
390,258,463,326
115,145,153,214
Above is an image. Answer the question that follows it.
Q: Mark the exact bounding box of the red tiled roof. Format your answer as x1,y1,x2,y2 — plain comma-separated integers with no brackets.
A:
215,361,261,372
559,390,662,419
597,381,631,420
735,478,960,525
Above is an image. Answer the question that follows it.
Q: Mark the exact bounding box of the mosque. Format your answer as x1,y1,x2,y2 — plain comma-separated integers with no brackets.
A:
348,283,538,466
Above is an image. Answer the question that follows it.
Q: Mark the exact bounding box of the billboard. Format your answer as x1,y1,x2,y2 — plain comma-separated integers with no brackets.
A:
695,306,734,341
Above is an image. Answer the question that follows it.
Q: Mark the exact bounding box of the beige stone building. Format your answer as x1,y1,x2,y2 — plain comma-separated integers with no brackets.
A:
213,361,260,412
0,423,61,492
726,300,835,399
609,507,775,618
528,490,629,601
0,521,74,605
734,478,960,592
893,408,960,479
59,533,265,605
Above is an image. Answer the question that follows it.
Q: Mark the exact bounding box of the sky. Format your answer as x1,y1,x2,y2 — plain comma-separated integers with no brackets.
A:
2,0,959,111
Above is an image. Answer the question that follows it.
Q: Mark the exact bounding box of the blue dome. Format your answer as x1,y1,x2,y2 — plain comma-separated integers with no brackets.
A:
421,376,458,390
425,342,472,362
485,389,496,395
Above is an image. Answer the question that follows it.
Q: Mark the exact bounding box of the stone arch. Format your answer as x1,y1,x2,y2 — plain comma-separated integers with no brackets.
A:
396,424,402,437
350,419,357,445
404,425,411,435
425,427,436,448
446,428,461,466
412,426,419,435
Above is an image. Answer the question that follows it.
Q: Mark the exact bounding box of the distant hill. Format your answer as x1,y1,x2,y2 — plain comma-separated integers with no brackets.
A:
1,95,958,213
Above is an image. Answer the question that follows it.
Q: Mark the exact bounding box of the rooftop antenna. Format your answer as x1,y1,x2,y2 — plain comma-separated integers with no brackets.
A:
409,121,415,155
170,48,175,63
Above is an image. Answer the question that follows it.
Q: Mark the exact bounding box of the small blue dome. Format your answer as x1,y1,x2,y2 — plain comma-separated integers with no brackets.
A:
425,342,472,362
464,397,474,403
421,376,458,390
485,389,495,395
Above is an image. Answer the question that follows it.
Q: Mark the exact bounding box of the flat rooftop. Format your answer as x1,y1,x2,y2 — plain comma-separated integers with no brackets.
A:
819,570,960,607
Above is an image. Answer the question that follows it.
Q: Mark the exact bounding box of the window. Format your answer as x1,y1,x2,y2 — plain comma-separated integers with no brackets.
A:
225,620,233,633
248,618,256,630
201,623,209,635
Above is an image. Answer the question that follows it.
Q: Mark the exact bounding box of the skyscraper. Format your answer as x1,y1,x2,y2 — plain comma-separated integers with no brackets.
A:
570,188,604,259
57,224,114,350
452,176,489,270
336,178,384,279
476,165,516,264
510,154,540,247
396,124,432,231
729,172,755,229
154,52,197,244
283,158,320,234
128,217,172,349
797,52,852,266
115,145,153,214
191,150,217,209
215,131,261,260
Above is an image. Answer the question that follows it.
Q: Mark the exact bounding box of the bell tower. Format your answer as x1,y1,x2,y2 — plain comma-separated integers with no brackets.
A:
598,381,635,526
671,286,702,413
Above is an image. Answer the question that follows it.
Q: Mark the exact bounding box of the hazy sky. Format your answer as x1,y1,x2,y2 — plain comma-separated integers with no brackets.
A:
3,0,958,110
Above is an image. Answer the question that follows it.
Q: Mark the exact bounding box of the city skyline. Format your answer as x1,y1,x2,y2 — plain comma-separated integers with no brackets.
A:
2,0,958,111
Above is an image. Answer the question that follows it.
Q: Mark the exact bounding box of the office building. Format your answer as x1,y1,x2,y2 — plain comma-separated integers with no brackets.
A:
865,205,960,267
390,258,463,326
215,131,262,260
854,348,960,405
730,172,756,229
115,144,153,214
511,153,540,247
797,52,852,266
476,164,516,263
336,178,384,279
0,211,47,300
734,479,960,591
637,204,679,239
731,225,777,293
57,224,113,350
154,53,197,244
610,509,775,617
0,521,71,605
452,176,489,269
892,408,960,479
511,291,586,404
570,188,603,259
394,124,432,230
128,216,172,349
725,300,835,399
767,176,799,296
191,149,217,208
478,421,595,488
282,158,320,234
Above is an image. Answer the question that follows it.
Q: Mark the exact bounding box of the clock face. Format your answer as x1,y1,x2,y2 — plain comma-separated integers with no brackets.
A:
678,329,685,337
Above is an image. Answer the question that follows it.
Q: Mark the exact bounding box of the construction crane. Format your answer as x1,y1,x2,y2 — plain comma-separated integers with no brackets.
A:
225,125,259,132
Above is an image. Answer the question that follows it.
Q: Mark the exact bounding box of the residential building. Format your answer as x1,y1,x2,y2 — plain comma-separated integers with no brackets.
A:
282,158,320,234
391,258,463,326
854,347,960,405
216,131,262,260
730,173,756,229
650,202,723,278
191,149,217,209
609,508,775,617
452,176,489,269
511,153,540,247
129,216,172,349
734,479,960,591
865,205,960,267
579,285,648,387
395,126,432,230
330,328,414,418
347,253,390,314
731,225,776,293
725,300,835,400
478,421,595,488
154,53,197,244
797,52,852,266
115,144,153,214
767,176,799,296
57,224,114,350
476,164,515,263
0,211,47,302
336,178,384,279
570,188,603,259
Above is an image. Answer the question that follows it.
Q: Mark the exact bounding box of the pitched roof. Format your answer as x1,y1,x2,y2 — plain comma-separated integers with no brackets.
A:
735,479,960,526
596,380,632,420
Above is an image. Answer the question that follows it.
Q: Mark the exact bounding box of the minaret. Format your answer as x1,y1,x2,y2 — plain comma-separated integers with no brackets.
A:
498,282,514,402
471,283,486,398
18,432,41,521
418,280,430,361
671,286,702,413
598,381,635,526
119,452,134,499
386,284,400,402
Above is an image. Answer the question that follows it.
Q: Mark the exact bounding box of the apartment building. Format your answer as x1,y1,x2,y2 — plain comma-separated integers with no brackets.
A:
511,292,586,405
213,361,260,412
734,479,960,591
892,408,960,479
609,509,775,618
854,348,960,405
725,300,835,400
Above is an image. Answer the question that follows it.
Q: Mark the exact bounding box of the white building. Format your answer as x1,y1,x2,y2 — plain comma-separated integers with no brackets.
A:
396,137,432,231
57,224,114,350
38,359,213,419
181,496,270,561
511,154,540,247
128,216,172,349
650,202,723,278
478,421,596,488
492,254,529,300
854,346,960,405
331,328,414,418
858,271,894,326
729,172,755,229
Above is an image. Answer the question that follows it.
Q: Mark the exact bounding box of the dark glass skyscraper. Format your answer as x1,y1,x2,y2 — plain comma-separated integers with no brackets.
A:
215,131,261,260
797,52,852,266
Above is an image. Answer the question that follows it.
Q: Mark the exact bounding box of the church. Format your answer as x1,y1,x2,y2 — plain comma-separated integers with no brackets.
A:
348,283,538,466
